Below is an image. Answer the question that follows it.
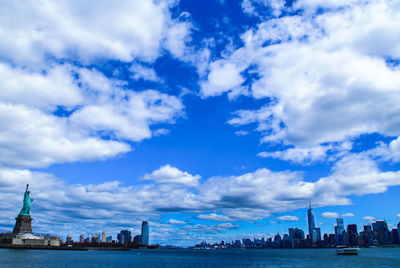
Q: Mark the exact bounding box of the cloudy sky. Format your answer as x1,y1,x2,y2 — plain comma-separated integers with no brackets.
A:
1,0,400,246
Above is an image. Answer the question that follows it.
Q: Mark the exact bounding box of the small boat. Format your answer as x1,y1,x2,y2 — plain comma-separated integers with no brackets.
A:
336,246,359,255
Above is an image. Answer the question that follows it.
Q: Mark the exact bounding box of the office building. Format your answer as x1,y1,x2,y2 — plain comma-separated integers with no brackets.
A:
372,220,390,245
335,218,344,235
118,230,132,244
307,202,316,241
141,221,149,245
102,231,106,243
312,227,321,244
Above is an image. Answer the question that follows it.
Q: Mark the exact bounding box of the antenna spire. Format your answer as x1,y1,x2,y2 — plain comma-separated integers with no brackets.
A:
309,200,311,209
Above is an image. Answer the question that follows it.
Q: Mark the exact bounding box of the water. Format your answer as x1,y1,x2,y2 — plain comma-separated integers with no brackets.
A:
0,248,399,267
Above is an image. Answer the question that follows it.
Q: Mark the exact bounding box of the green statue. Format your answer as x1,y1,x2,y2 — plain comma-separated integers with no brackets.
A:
19,184,33,216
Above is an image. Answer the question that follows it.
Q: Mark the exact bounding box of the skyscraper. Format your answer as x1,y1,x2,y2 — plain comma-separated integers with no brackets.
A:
336,218,344,235
307,202,315,241
141,221,149,245
102,231,106,243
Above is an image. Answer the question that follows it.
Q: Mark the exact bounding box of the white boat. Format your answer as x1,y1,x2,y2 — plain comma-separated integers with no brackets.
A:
336,246,359,255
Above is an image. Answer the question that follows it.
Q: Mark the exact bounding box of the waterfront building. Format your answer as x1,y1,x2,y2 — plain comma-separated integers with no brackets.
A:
347,224,358,246
102,231,106,243
106,236,113,243
118,230,132,244
141,221,149,245
134,235,142,243
335,218,344,235
79,234,84,243
91,234,99,243
312,227,321,244
372,220,390,245
391,229,399,244
307,202,316,241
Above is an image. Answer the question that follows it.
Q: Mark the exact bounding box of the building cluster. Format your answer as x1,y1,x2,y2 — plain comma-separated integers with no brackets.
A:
194,204,400,249
64,221,150,248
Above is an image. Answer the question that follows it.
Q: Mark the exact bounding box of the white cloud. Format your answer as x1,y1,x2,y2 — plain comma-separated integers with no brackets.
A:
277,215,299,221
197,213,232,222
396,214,400,219
0,63,82,110
168,219,187,225
130,64,161,82
0,103,130,168
363,216,375,222
0,62,184,168
70,89,183,142
235,130,249,136
200,61,244,98
1,156,399,242
183,223,239,234
204,0,400,163
321,212,339,219
143,165,201,187
341,213,354,217
0,0,191,67
241,0,286,17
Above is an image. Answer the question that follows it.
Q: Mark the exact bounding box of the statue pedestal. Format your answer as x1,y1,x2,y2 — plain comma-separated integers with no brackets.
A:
12,215,33,234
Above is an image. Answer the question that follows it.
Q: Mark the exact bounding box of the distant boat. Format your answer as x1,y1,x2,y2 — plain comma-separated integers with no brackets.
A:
336,246,359,255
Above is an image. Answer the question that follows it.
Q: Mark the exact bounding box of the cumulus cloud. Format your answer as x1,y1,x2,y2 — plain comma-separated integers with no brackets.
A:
0,0,192,67
1,155,399,242
363,216,375,222
0,0,191,169
130,64,161,82
204,0,400,163
241,0,286,17
321,212,339,219
0,61,184,168
396,214,400,219
341,213,354,217
183,223,239,234
197,213,232,222
167,219,187,225
277,215,299,221
143,165,201,187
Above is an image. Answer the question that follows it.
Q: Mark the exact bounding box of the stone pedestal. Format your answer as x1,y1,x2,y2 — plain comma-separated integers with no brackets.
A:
12,215,33,234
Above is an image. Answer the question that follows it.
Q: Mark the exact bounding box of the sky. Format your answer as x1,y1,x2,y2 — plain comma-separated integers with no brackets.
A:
0,0,400,246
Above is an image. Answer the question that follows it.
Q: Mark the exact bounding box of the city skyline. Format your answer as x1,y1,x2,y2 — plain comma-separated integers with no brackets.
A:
0,0,400,247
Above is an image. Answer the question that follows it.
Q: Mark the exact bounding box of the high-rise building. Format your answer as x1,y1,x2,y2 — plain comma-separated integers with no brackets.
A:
106,236,113,243
335,218,344,235
102,231,106,243
312,227,321,244
118,230,132,244
79,234,84,243
134,235,142,243
347,224,358,246
372,220,390,245
91,234,99,244
141,221,149,245
307,202,316,241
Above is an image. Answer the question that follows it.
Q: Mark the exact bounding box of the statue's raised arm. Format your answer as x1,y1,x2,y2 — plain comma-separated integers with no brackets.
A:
18,184,33,216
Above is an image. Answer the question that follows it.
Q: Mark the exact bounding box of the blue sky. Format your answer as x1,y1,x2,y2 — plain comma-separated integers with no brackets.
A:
0,0,400,246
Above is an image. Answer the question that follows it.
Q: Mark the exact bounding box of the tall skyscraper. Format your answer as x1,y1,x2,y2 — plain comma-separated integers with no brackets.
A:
79,234,84,243
141,221,149,245
307,202,315,241
336,218,344,235
102,231,106,243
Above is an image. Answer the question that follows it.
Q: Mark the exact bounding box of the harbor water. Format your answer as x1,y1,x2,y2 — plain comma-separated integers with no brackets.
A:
0,247,399,267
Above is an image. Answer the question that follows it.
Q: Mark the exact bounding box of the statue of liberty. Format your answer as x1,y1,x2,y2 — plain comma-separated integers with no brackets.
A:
19,184,33,216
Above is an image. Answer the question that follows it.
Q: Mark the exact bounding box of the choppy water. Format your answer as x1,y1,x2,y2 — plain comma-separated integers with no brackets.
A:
0,248,399,267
